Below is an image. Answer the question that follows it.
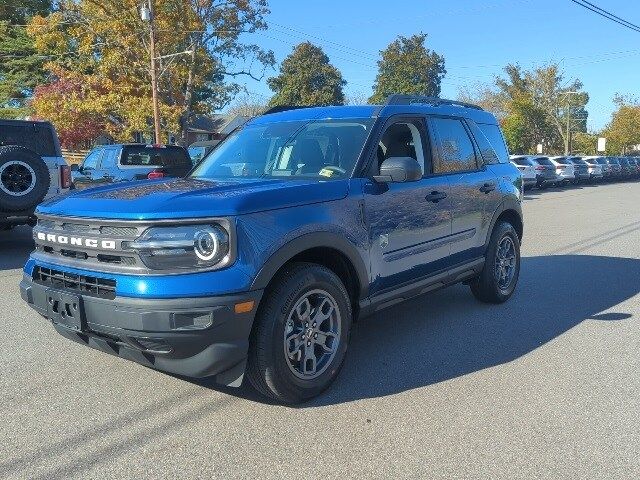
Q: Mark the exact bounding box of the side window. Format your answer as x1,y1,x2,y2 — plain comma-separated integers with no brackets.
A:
478,123,509,164
467,120,498,165
377,120,427,175
100,149,118,169
82,149,102,170
431,117,478,174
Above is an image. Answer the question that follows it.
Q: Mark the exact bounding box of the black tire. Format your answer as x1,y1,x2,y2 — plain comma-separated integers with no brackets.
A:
470,221,521,304
247,262,352,404
0,146,51,212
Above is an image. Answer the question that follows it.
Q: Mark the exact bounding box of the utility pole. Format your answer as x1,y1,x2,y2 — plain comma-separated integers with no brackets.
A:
560,91,579,155
141,1,162,144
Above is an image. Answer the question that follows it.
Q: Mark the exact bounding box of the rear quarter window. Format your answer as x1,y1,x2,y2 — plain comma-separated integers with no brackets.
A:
477,123,509,164
467,120,499,165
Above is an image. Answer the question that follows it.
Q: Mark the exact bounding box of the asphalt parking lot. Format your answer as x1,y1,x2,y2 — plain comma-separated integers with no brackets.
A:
1,180,639,479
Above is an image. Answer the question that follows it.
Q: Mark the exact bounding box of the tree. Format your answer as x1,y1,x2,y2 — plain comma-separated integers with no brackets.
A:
525,64,589,154
0,0,50,24
27,0,274,143
495,65,558,154
31,66,106,148
571,132,597,155
460,64,590,154
369,34,445,104
602,97,640,154
267,42,345,106
226,92,267,117
0,1,52,118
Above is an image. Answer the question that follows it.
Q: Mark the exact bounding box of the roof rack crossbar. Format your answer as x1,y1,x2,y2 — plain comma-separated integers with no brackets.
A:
385,94,484,111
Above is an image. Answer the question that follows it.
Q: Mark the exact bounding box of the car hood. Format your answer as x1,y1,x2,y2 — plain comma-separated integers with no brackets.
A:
37,177,350,220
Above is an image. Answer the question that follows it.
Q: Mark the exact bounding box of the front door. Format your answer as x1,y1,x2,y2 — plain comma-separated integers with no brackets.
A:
73,148,103,189
363,117,452,296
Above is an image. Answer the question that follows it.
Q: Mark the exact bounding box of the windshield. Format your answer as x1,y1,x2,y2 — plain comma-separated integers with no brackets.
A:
191,119,374,180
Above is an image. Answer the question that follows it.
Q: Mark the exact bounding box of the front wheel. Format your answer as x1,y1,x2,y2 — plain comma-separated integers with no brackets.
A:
247,262,352,404
470,221,521,303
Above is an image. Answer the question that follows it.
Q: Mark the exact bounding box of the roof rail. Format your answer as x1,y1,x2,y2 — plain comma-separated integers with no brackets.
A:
385,94,484,111
261,105,309,115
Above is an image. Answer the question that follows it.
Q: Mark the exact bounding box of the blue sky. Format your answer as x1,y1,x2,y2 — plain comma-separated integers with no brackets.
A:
237,0,639,131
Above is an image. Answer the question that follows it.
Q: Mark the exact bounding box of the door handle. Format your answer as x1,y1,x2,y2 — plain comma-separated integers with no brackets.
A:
479,182,496,193
425,191,447,203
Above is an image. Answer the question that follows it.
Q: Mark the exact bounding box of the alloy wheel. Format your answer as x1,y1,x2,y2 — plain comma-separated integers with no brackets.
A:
283,289,341,380
495,236,517,290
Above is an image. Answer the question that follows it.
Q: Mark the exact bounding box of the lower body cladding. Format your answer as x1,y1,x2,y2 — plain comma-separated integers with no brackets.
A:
20,275,263,387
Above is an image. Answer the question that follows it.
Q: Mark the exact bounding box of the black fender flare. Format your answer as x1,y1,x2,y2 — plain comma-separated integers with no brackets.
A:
484,196,523,250
250,232,369,298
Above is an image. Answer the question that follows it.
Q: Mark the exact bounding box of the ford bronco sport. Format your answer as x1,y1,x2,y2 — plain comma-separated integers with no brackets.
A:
20,95,523,403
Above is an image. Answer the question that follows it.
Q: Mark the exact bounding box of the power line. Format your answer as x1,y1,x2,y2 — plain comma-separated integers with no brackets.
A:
578,0,640,30
568,0,640,33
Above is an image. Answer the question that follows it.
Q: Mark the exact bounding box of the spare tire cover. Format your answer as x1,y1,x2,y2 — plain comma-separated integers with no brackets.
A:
0,145,51,212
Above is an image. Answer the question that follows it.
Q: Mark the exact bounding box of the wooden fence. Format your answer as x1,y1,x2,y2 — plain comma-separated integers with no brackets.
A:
61,149,89,165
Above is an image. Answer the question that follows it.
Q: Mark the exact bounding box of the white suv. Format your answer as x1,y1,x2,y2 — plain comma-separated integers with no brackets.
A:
548,156,576,186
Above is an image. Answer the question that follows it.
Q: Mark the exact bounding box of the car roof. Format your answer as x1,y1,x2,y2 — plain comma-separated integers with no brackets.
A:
0,119,54,127
248,103,498,126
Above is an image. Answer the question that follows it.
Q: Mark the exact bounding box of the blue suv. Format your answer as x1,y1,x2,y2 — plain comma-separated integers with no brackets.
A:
20,95,523,403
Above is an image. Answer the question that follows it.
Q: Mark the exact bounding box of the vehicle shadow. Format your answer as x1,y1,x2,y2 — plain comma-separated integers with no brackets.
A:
196,254,639,406
307,254,638,407
0,226,34,272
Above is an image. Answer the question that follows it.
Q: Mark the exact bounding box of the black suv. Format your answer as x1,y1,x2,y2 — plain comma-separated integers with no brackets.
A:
0,120,71,228
71,144,192,190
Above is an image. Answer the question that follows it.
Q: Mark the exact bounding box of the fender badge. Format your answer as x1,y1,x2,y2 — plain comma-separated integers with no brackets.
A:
379,233,389,249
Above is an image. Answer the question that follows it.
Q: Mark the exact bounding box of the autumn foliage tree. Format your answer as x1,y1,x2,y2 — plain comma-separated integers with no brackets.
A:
27,0,274,144
31,66,106,148
603,97,640,154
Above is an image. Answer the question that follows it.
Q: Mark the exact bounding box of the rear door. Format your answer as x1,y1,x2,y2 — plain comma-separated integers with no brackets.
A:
428,116,501,261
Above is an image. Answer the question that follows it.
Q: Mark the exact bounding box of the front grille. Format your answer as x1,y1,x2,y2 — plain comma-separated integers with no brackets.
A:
33,266,117,299
34,216,144,273
100,225,138,237
61,222,93,232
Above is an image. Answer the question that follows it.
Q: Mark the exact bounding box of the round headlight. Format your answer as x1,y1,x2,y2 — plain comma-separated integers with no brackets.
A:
193,226,228,262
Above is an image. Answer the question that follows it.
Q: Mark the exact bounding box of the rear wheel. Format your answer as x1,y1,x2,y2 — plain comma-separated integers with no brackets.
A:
247,262,352,404
470,221,521,303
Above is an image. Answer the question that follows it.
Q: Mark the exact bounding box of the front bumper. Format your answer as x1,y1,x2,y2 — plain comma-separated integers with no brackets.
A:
20,274,263,385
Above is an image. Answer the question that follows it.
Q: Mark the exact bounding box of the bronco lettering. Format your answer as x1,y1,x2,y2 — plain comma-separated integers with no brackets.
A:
36,232,117,250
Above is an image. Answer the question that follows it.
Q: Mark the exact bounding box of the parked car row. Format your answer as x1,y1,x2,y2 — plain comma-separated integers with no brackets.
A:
510,155,640,190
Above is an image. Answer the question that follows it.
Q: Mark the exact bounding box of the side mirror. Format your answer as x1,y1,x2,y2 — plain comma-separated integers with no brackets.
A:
373,157,422,183
70,164,79,172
